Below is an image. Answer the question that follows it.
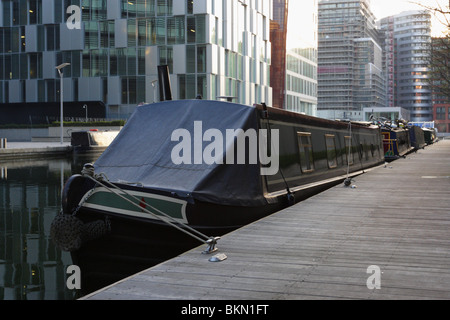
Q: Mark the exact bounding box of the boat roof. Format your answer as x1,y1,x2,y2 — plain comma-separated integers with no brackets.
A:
94,100,266,207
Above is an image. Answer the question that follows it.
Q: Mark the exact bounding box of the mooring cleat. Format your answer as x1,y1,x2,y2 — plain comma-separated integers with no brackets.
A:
344,178,352,187
202,236,221,255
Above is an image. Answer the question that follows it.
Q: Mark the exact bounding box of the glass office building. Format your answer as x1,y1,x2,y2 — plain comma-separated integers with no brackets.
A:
0,0,272,119
285,0,317,116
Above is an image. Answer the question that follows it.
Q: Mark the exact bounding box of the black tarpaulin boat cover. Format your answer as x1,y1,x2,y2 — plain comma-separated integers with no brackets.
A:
94,100,267,207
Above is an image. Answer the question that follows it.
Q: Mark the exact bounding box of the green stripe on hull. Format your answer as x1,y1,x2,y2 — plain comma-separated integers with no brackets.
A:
81,188,188,223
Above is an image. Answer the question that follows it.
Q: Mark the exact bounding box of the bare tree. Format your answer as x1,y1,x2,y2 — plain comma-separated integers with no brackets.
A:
413,1,449,30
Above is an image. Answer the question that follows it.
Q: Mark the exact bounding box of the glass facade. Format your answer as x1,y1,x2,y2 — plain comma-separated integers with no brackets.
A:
285,0,317,116
0,0,272,118
270,0,318,116
317,0,386,120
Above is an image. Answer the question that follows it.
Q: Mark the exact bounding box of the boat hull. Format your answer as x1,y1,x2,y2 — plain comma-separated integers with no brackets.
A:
62,169,367,295
54,100,386,295
382,128,414,161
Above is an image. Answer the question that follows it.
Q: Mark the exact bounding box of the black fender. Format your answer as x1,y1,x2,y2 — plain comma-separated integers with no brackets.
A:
53,174,111,252
62,174,96,214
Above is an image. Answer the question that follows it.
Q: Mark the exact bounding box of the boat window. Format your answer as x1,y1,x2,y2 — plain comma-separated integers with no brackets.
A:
297,132,314,173
325,134,337,169
345,136,354,165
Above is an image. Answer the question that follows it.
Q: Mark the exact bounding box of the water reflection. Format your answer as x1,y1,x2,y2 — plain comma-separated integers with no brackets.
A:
0,154,100,300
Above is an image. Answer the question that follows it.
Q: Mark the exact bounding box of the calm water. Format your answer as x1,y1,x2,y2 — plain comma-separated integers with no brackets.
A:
0,153,100,300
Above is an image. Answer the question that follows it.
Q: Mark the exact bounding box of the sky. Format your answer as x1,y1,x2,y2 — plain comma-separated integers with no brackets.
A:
371,0,449,36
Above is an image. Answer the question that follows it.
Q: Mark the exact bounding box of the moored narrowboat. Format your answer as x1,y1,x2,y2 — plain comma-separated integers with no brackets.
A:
52,99,385,294
381,126,414,161
408,125,426,151
423,128,439,145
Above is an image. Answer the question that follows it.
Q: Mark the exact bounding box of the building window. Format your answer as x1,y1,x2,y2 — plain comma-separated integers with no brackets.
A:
46,25,60,51
0,56,9,80
110,49,117,76
102,77,107,103
90,49,108,77
73,78,79,102
28,0,43,24
117,48,127,76
178,74,198,99
3,0,11,26
157,0,173,16
128,19,137,47
297,132,315,173
12,0,28,26
100,20,115,48
82,0,106,21
19,53,27,79
54,0,63,23
187,0,193,14
20,26,25,52
11,27,20,52
4,82,9,103
85,21,99,49
197,46,206,73
0,57,4,80
187,17,196,43
187,15,206,44
146,17,166,45
37,79,44,102
123,0,155,18
178,75,186,100
46,79,59,103
325,134,337,169
159,46,173,73
37,25,44,51
186,45,195,73
138,48,146,75
11,54,19,79
436,107,445,120
138,19,147,46
197,74,206,99
127,47,137,75
167,16,185,45
121,76,145,105
20,79,25,102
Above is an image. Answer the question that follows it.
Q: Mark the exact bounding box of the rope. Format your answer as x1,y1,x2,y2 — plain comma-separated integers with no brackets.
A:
261,103,295,205
346,121,352,179
80,166,218,249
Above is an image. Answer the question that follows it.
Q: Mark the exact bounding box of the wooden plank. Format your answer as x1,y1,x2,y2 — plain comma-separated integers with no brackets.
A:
83,140,450,300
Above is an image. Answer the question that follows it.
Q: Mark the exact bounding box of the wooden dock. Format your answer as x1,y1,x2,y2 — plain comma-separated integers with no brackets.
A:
83,140,450,300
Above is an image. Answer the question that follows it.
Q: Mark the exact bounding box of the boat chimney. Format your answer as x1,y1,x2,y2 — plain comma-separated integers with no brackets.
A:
157,65,173,102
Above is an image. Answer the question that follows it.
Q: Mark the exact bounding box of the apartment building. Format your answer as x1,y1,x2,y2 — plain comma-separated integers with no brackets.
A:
317,0,385,120
379,10,433,122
